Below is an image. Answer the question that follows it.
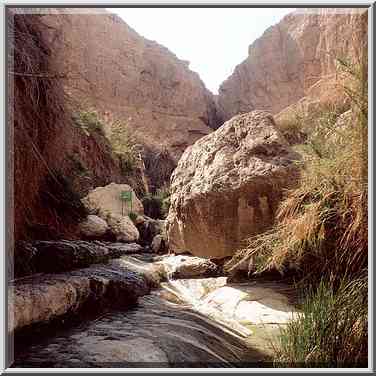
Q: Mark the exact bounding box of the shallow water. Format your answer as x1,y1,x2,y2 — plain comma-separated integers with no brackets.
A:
14,273,297,367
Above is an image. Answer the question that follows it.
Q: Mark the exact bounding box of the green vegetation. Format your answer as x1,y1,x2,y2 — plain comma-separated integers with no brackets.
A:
142,185,170,219
275,277,367,367
68,154,88,178
109,119,141,173
227,59,368,366
72,110,105,136
128,211,138,223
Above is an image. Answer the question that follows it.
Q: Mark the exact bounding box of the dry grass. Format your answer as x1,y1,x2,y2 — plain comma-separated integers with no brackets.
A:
226,58,368,367
226,59,367,285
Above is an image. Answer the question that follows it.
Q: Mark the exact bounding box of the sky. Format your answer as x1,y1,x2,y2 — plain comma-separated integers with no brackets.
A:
110,8,294,94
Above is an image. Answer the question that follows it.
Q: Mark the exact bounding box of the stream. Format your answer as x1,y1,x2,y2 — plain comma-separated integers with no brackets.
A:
13,254,298,368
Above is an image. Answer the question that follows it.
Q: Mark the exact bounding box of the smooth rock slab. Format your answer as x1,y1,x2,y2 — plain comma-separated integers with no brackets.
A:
9,263,151,334
14,241,145,277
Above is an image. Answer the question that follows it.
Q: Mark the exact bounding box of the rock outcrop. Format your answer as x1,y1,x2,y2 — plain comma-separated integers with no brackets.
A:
9,261,153,334
166,111,300,259
217,8,367,122
14,240,144,277
43,10,220,165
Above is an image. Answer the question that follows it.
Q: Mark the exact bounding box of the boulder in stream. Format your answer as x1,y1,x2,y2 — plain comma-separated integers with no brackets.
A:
166,111,300,258
8,262,151,334
159,254,220,279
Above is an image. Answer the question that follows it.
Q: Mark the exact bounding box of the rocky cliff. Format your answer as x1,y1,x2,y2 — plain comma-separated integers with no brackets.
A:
217,8,367,122
42,9,220,166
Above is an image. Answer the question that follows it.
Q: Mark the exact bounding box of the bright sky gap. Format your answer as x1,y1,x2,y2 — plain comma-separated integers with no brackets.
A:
110,8,294,94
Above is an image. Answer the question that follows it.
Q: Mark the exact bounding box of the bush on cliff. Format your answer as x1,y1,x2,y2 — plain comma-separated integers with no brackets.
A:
109,119,141,174
72,110,105,136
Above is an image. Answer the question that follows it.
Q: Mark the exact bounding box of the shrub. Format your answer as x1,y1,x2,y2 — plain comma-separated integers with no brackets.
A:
128,211,138,223
275,276,367,367
72,110,105,136
142,145,176,191
142,185,170,219
68,154,88,177
277,109,308,145
109,120,141,173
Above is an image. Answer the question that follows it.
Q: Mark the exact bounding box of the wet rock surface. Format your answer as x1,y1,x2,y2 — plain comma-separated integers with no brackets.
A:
13,276,298,368
9,261,153,334
14,240,145,277
14,291,263,367
158,255,220,279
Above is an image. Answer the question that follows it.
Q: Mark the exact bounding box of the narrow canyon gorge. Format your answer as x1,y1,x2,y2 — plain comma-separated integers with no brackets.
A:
8,6,368,369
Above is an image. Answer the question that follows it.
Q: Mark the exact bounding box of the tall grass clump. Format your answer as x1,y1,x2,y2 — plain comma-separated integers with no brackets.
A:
275,276,367,367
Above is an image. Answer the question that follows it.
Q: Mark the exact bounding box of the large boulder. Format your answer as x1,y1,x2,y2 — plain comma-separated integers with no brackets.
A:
82,183,143,218
166,111,300,259
8,262,152,334
79,215,109,238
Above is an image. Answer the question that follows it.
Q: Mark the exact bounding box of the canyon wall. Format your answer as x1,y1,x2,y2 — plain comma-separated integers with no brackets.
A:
217,8,368,122
43,9,220,165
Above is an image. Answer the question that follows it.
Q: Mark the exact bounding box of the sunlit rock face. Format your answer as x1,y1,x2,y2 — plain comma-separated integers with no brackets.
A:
166,111,300,258
217,8,367,121
43,9,220,163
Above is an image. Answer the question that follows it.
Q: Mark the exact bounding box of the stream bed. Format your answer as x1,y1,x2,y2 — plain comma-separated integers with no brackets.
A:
13,271,298,368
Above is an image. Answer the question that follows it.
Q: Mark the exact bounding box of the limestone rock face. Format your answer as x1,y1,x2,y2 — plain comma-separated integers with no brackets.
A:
79,215,109,238
43,10,219,163
166,111,300,259
217,8,367,122
82,183,143,218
